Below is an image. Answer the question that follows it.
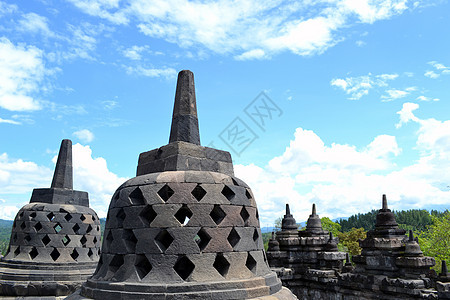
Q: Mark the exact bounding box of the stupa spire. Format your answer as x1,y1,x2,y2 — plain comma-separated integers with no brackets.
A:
50,139,73,189
169,70,200,145
382,194,388,210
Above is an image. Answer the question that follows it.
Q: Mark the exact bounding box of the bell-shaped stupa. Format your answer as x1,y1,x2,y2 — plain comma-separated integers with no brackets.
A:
73,70,296,299
0,139,101,297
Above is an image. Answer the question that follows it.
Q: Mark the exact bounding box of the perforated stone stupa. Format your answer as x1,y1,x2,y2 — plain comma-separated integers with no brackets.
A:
72,70,296,299
0,139,101,297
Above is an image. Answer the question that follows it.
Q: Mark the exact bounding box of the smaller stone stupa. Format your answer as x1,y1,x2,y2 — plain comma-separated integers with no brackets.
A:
0,139,101,297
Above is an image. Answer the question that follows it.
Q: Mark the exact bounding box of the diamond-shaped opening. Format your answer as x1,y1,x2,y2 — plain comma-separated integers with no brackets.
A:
14,246,20,257
42,234,51,245
62,235,70,246
129,187,145,205
73,223,80,234
81,235,87,246
194,228,211,251
19,211,24,218
106,230,113,248
54,223,62,233
155,229,174,252
29,247,38,260
213,253,230,277
86,224,93,233
227,228,240,248
64,213,73,222
97,225,100,232
20,222,26,230
34,222,43,232
24,234,31,243
245,189,252,200
174,255,195,281
123,229,137,252
240,207,250,225
231,178,239,186
92,215,96,221
157,184,174,202
93,236,98,244
210,205,226,225
175,205,193,226
221,185,235,201
256,210,259,220
139,205,157,226
116,208,126,228
71,249,79,261
60,208,68,213
88,248,93,258
253,228,259,242
29,247,39,259
50,248,60,261
191,184,207,201
29,212,37,219
108,254,124,273
80,214,86,221
135,254,152,280
246,252,257,274
47,212,55,221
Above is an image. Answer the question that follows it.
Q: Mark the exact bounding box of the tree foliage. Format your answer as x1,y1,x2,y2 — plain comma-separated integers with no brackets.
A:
337,227,366,256
418,211,450,272
321,217,341,236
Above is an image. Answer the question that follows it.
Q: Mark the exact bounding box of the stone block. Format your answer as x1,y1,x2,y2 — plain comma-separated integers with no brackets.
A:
165,227,200,255
202,228,233,253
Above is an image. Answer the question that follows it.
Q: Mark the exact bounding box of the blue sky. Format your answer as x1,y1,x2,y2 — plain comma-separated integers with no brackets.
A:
0,0,449,227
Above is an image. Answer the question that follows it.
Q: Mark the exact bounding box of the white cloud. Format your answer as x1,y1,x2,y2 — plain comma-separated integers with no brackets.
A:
236,106,450,225
0,153,53,195
234,49,268,61
67,0,412,57
0,117,20,125
122,45,148,60
424,70,439,79
18,13,54,37
0,38,52,111
73,129,95,143
416,95,439,102
381,86,416,102
425,61,450,78
396,102,419,128
331,73,398,100
124,65,177,78
0,203,21,220
70,143,128,217
355,40,366,47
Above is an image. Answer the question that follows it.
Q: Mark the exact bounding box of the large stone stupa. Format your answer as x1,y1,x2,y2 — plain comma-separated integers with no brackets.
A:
0,139,101,297
71,70,296,299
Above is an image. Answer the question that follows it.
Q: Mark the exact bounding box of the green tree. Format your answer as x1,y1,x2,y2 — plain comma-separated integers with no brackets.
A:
418,210,450,272
337,227,366,256
321,217,341,236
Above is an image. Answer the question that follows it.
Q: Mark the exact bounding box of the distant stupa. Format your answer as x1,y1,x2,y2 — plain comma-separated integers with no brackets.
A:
0,139,102,297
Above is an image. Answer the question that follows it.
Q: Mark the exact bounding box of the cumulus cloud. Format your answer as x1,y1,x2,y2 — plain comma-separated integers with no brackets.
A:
236,104,450,225
0,38,52,111
70,143,128,217
73,129,95,143
331,73,398,100
0,117,20,125
396,102,419,128
66,0,411,58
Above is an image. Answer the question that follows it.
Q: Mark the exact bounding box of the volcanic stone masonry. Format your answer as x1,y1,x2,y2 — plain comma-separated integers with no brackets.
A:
268,196,450,299
0,139,101,297
67,70,297,300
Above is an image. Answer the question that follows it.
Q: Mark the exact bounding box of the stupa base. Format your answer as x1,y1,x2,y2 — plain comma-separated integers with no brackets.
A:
0,260,97,297
66,272,297,300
